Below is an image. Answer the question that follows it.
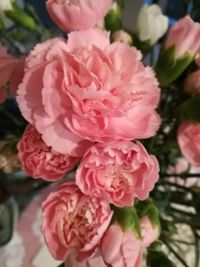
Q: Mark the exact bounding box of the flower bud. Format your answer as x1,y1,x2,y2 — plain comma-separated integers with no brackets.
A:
156,16,200,86
104,2,122,33
137,4,168,45
112,30,132,45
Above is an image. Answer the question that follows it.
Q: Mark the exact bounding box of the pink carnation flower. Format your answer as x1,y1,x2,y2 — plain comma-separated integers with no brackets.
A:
165,16,200,59
46,0,112,32
17,29,160,156
18,124,79,181
101,223,143,267
178,122,200,167
76,141,159,207
100,216,159,267
41,182,113,261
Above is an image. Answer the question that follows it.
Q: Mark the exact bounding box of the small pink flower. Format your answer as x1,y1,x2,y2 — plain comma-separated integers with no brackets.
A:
17,29,160,155
165,16,200,58
76,141,159,207
46,0,112,32
0,44,25,102
177,122,200,167
41,182,113,261
140,216,160,247
64,253,107,267
101,223,143,267
184,69,200,95
18,124,79,181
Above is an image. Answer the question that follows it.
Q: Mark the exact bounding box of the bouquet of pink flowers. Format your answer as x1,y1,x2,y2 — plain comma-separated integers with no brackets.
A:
0,1,200,267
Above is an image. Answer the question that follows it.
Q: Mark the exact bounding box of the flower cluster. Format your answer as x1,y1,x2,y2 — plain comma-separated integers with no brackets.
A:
15,0,161,266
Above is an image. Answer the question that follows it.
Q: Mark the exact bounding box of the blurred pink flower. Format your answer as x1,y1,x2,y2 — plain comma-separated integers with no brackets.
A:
178,122,200,167
0,44,24,98
41,182,113,261
46,0,112,32
17,29,160,156
165,16,200,58
76,141,159,207
18,124,79,181
184,69,200,95
169,158,200,188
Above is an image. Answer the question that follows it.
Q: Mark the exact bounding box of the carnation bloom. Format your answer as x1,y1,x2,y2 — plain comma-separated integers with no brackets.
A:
76,141,159,207
18,124,79,181
101,223,143,267
184,69,200,95
165,16,200,59
17,29,160,156
41,182,113,260
100,216,159,267
46,0,112,32
177,122,200,167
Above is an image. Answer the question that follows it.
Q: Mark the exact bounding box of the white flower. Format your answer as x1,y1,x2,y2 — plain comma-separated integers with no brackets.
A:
137,4,168,45
0,0,14,13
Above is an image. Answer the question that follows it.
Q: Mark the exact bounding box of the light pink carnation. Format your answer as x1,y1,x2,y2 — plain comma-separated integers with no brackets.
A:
100,217,159,267
41,182,113,261
0,44,24,95
18,124,79,181
165,16,200,59
184,69,200,94
46,0,112,32
17,29,160,156
101,223,143,267
76,141,159,207
178,122,200,167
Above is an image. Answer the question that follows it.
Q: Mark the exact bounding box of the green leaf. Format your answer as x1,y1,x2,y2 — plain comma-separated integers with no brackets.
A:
147,250,177,267
57,263,65,267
